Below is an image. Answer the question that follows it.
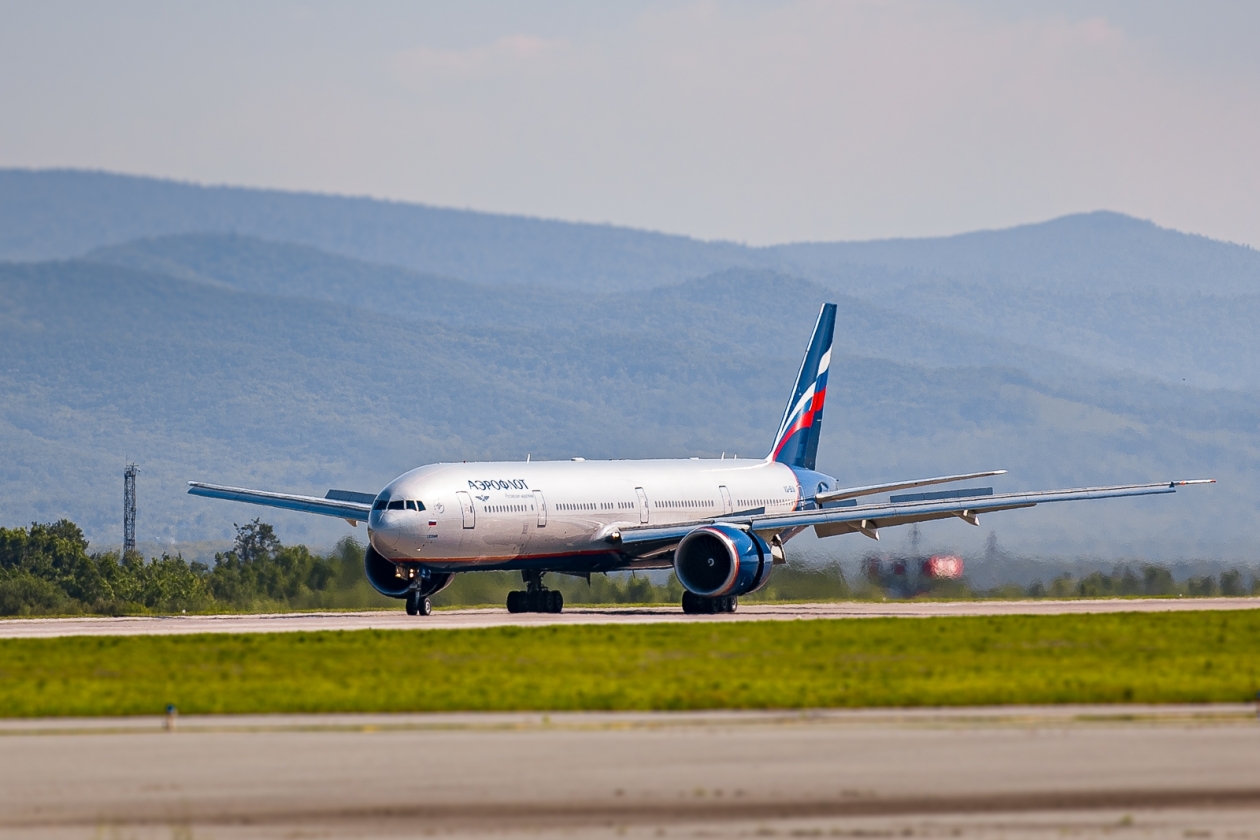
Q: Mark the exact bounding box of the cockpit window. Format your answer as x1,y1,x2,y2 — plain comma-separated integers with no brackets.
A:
387,500,405,510
405,500,416,511
373,499,388,511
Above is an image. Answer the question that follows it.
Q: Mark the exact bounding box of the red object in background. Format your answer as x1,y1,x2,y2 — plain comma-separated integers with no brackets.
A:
921,555,964,579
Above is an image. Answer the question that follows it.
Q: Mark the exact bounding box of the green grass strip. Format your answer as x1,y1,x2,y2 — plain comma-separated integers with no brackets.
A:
1,610,1258,717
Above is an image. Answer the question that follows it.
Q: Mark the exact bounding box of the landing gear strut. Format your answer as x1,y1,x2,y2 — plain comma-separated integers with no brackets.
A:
507,570,563,614
681,591,737,614
405,590,432,616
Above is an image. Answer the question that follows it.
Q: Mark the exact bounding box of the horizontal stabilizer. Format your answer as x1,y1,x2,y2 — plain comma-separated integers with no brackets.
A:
187,481,371,522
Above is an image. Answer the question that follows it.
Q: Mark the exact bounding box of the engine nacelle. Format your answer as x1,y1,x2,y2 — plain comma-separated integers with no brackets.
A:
364,544,411,597
673,524,774,597
363,545,455,599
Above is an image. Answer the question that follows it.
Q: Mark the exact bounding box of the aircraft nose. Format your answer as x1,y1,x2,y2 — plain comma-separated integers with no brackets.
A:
368,511,404,555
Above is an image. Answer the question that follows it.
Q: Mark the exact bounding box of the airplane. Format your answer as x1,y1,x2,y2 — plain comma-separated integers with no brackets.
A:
189,303,1213,616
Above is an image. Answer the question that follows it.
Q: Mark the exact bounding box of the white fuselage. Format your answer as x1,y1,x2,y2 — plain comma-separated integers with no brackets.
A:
368,457,803,571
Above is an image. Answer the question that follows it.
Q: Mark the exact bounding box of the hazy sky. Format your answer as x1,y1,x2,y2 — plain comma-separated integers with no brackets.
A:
2,1,1258,246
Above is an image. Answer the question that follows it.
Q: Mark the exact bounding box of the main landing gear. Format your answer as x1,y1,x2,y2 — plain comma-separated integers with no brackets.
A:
405,591,432,616
681,591,737,614
507,570,564,614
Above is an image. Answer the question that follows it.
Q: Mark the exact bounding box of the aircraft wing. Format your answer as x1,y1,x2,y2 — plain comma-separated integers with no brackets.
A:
187,482,373,523
614,480,1214,546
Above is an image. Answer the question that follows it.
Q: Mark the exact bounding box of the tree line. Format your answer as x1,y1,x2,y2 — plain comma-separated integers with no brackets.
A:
0,518,1256,616
0,519,386,615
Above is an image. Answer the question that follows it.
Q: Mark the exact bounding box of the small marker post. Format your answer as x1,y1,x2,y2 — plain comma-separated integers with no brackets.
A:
165,703,178,732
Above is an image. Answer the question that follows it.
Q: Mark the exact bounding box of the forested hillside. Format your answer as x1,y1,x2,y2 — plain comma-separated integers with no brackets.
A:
0,169,1255,563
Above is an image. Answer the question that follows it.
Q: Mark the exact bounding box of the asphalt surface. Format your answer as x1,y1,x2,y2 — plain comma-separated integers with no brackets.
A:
2,706,1258,839
1,597,1257,638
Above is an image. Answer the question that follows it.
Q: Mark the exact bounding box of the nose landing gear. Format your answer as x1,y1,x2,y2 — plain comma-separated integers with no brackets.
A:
506,570,564,614
681,591,737,614
405,591,432,616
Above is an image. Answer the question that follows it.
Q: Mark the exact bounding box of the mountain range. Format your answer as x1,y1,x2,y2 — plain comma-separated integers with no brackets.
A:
1,168,1255,563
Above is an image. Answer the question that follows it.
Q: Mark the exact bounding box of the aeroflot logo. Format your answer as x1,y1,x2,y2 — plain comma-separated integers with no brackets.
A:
467,479,530,491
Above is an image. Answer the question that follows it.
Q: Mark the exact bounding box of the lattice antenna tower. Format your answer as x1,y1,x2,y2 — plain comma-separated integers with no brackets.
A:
123,463,138,556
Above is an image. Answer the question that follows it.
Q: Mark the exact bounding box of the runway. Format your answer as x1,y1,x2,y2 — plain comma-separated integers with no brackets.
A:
1,596,1258,638
2,705,1257,839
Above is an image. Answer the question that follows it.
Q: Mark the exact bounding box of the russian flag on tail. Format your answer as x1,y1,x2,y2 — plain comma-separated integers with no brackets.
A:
768,303,836,472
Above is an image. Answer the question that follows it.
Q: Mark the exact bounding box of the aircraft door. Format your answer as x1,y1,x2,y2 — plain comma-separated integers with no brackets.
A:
456,491,476,529
534,490,547,527
719,485,733,515
635,487,649,524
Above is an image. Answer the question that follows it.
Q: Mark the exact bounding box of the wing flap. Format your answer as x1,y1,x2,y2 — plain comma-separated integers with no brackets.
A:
813,502,1035,538
188,482,372,522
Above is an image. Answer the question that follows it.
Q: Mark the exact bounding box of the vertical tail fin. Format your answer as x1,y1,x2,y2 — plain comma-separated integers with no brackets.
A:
768,303,836,471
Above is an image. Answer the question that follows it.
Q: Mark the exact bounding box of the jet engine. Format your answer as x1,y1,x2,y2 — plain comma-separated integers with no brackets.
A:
673,524,773,597
363,544,454,598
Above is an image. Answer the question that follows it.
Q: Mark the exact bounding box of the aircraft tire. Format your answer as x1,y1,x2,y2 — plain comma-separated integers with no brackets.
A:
550,590,563,613
418,596,432,616
405,592,419,615
684,594,735,614
507,591,523,613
